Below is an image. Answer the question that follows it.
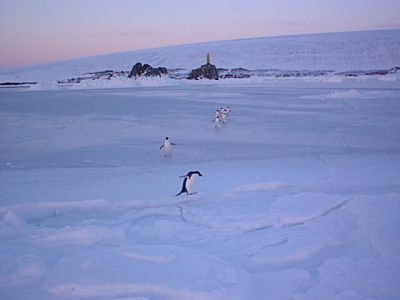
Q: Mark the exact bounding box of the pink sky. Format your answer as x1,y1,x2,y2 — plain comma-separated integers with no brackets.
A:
1,0,399,71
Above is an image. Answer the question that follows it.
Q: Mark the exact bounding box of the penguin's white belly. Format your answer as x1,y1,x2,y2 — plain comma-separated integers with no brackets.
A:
185,176,196,192
164,143,172,155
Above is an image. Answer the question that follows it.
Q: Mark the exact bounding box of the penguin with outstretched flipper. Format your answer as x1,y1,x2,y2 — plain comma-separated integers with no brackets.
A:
176,171,203,196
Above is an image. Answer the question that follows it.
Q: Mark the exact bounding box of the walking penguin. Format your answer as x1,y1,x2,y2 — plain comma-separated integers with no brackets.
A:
176,171,203,196
160,137,175,157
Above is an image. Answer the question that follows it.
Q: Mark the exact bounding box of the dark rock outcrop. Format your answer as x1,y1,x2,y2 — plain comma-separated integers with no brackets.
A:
220,67,252,79
0,81,37,86
128,63,167,78
188,63,219,80
58,70,129,84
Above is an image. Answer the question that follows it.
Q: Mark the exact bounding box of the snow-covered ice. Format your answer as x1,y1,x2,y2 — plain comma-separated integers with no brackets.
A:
1,78,399,300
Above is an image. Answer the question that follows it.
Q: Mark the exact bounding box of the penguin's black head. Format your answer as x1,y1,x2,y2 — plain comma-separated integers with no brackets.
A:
187,171,203,177
165,137,169,140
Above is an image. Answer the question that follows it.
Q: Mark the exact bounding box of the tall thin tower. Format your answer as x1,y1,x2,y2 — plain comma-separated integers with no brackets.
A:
206,52,211,64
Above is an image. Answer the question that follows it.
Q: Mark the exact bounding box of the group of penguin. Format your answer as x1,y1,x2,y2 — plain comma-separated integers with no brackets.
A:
213,106,232,129
159,106,231,196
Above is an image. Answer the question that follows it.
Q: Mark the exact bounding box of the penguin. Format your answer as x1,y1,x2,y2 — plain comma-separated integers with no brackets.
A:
160,137,175,157
219,110,228,124
213,116,221,129
176,171,203,196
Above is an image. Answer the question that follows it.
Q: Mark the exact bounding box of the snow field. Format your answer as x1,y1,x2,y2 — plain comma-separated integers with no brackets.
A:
1,83,400,299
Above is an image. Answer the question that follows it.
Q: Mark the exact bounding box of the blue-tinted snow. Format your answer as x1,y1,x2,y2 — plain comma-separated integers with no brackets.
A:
1,82,400,299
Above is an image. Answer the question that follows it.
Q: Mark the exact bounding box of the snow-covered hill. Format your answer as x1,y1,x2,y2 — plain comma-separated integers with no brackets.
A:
1,29,400,83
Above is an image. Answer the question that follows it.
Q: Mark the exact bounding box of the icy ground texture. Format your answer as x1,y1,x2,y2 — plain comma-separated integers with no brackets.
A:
1,83,400,299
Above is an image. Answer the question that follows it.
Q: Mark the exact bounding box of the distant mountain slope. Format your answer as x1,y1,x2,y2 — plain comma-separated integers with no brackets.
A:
2,29,400,81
